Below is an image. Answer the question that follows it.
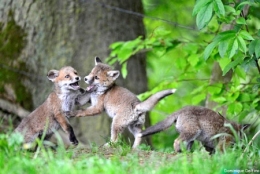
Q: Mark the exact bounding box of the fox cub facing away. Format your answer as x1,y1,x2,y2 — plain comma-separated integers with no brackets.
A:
68,57,176,148
139,106,250,154
15,66,87,147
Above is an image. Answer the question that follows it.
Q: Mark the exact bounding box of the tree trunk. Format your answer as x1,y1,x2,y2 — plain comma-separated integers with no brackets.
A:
0,0,148,146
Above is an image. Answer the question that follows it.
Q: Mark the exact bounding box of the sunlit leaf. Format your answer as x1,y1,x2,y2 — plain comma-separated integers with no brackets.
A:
227,39,238,58
236,17,246,25
218,41,228,57
212,96,226,103
218,57,231,71
222,56,244,75
248,40,257,56
192,0,212,16
121,62,128,79
192,93,206,105
208,83,223,95
254,39,260,58
196,2,213,30
214,0,225,15
204,41,218,60
239,30,254,40
237,36,247,53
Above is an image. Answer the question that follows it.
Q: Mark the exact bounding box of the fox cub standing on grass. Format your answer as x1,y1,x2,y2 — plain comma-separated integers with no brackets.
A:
68,57,176,148
15,66,89,147
139,106,250,154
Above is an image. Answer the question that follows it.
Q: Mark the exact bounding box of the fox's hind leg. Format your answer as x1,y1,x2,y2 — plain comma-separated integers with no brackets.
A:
202,141,215,154
128,123,143,148
110,117,126,144
174,129,202,152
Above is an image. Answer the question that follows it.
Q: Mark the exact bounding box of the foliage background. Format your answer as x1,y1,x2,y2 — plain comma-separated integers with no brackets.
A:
108,0,260,149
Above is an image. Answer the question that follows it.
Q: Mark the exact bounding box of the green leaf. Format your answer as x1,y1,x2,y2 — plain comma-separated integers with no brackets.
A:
236,1,253,10
236,17,246,25
212,96,226,103
121,62,128,79
257,29,260,37
218,41,229,57
204,41,218,60
227,39,238,58
227,102,243,114
237,36,247,53
215,30,236,42
235,67,246,79
214,0,225,15
154,28,171,36
249,40,257,56
255,39,260,58
208,83,223,95
192,93,206,105
239,30,254,40
222,56,244,75
109,41,124,49
191,84,206,95
227,92,240,102
219,57,231,71
238,93,251,102
224,5,236,14
187,54,199,67
192,0,212,16
196,2,213,30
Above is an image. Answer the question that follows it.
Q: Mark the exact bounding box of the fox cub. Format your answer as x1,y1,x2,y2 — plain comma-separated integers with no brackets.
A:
68,57,176,148
15,66,88,147
139,106,250,154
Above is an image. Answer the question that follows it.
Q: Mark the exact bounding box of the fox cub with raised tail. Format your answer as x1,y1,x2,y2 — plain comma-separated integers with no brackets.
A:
68,57,176,148
15,66,89,147
139,106,250,154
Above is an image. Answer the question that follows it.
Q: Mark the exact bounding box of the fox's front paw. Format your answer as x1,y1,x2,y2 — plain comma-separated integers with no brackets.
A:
69,134,79,146
65,111,77,118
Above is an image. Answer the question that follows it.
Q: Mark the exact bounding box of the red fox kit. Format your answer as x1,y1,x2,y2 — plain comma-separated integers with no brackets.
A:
139,106,250,154
68,57,176,148
15,66,86,147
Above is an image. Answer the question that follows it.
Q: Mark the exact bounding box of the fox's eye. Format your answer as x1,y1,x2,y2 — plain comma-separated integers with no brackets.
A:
65,75,70,78
94,76,99,80
74,72,78,75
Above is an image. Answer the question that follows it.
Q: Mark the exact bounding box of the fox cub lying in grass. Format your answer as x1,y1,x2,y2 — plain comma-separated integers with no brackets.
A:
139,106,250,154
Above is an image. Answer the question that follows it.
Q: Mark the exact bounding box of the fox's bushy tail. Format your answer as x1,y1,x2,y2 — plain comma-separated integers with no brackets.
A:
135,89,176,112
140,113,178,137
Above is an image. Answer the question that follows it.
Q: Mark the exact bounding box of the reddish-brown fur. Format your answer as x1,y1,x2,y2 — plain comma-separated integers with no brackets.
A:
15,66,85,147
69,57,175,148
139,106,250,154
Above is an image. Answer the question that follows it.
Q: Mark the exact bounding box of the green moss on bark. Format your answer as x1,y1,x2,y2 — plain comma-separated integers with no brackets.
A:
0,10,33,110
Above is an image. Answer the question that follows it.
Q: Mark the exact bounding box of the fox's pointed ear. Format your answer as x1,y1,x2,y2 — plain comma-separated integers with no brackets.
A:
241,124,250,131
107,70,120,80
95,57,102,65
47,70,59,82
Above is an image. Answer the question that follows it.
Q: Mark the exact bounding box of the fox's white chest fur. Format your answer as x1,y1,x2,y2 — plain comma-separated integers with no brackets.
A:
59,91,78,112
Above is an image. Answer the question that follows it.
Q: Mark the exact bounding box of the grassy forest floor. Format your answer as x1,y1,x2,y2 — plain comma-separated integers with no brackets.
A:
0,132,259,174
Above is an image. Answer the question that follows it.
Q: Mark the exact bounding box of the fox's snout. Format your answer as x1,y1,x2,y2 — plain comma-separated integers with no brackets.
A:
84,75,93,84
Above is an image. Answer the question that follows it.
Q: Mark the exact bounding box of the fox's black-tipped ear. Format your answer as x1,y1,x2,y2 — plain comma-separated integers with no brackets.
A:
241,124,250,131
47,70,59,82
95,57,102,65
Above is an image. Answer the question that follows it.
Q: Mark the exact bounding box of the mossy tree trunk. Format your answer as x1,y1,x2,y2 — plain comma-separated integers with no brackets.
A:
0,0,148,146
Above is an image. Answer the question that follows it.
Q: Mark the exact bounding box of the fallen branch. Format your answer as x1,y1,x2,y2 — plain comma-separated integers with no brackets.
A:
0,98,29,118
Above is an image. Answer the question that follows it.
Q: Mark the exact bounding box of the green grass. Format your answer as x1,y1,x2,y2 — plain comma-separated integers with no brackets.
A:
0,132,259,174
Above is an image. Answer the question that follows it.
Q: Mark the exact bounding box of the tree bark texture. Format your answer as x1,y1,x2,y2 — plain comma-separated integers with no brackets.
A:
0,0,148,146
